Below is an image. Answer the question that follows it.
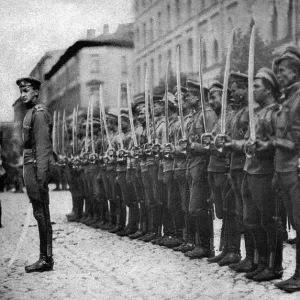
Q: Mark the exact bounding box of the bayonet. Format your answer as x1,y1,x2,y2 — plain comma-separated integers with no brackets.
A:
72,108,76,156
90,97,95,154
144,67,153,155
62,109,65,157
117,81,124,150
149,87,156,143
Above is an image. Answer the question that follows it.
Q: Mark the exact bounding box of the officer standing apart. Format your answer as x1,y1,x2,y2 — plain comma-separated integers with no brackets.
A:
17,77,55,273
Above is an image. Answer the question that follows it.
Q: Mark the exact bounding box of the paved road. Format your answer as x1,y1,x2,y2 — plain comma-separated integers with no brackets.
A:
0,187,299,300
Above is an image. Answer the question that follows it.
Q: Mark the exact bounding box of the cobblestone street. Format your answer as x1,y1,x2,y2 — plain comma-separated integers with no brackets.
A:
0,187,299,300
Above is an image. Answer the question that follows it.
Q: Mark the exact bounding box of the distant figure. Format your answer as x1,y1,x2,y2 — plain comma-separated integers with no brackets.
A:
17,77,55,273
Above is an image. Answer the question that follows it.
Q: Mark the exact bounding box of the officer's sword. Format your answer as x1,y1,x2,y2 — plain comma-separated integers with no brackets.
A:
57,111,61,156
215,29,234,150
7,204,32,268
62,109,65,157
85,100,91,153
53,110,57,154
99,84,113,150
127,80,138,147
176,46,185,140
72,108,76,156
90,97,95,155
165,59,170,144
245,25,256,157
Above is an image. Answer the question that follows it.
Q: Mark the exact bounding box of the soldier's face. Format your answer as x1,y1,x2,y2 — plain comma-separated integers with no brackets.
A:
154,102,164,116
253,79,269,105
209,91,222,113
276,60,297,88
230,82,246,103
20,86,38,104
185,91,198,107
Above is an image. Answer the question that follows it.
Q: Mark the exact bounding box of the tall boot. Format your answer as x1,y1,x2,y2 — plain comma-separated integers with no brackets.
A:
129,203,147,239
109,214,124,233
229,229,256,272
141,208,158,242
275,235,300,292
253,229,284,282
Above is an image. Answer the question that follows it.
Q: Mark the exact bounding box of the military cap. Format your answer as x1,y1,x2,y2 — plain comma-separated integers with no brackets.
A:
120,109,129,120
173,85,188,94
16,76,41,90
132,93,145,113
153,94,164,102
273,46,300,71
186,79,209,96
229,72,248,87
162,92,177,108
209,80,223,94
106,108,118,122
254,67,280,95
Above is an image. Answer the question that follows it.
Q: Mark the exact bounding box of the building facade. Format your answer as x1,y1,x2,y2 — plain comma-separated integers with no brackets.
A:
43,24,134,115
133,0,299,94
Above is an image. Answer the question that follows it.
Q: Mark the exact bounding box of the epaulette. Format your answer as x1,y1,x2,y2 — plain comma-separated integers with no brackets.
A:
34,104,45,111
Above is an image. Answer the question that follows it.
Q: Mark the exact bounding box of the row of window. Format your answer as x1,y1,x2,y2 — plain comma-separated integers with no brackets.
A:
135,36,221,93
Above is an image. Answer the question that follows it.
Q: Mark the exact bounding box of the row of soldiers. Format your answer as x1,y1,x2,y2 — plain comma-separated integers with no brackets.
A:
58,45,300,293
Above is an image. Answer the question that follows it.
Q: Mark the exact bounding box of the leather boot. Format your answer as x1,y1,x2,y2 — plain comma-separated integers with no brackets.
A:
229,257,256,273
275,236,300,292
184,246,214,259
129,222,147,239
25,255,54,273
245,257,267,279
109,215,124,233
218,252,241,267
207,250,227,264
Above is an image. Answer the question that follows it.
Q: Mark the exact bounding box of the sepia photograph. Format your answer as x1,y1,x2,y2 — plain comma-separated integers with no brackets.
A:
1,0,300,299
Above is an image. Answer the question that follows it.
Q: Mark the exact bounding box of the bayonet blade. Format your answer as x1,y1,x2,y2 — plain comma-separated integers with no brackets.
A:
117,81,124,149
149,86,156,143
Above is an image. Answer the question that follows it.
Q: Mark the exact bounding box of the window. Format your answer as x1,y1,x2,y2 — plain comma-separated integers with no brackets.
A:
90,54,100,74
151,58,155,83
137,66,141,92
176,0,180,22
287,0,293,37
272,3,278,40
121,56,127,75
187,0,192,18
202,41,207,68
158,54,162,79
136,27,140,44
150,18,154,41
188,38,193,72
157,12,162,37
167,4,171,31
143,22,147,46
213,39,219,62
167,49,172,71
